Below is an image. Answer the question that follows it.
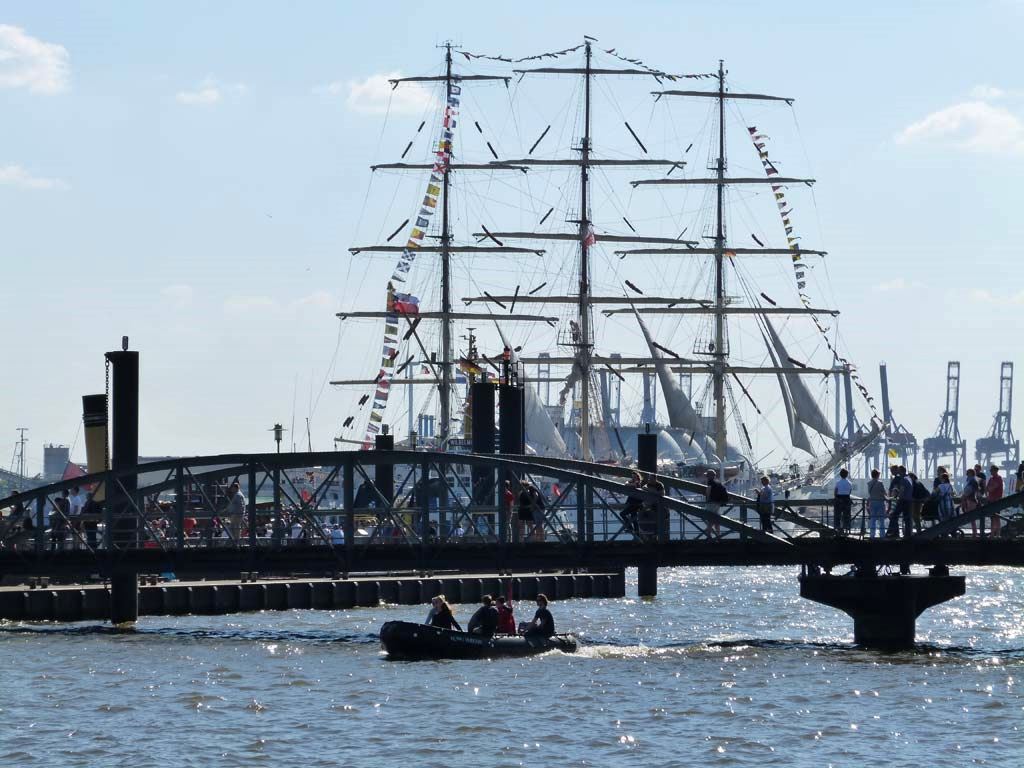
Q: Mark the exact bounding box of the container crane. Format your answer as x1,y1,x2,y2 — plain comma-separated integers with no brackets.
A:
922,361,967,480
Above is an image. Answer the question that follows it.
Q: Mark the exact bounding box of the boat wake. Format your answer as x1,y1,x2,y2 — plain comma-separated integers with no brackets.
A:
572,636,1024,661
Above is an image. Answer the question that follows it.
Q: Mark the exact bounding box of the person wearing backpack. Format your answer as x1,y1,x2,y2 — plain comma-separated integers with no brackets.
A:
887,466,914,537
908,472,930,533
962,468,982,536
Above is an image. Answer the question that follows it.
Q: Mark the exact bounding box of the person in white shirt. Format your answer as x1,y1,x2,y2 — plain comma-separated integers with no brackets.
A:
756,476,775,533
329,525,345,546
68,486,86,550
834,468,853,534
225,482,246,542
69,486,85,516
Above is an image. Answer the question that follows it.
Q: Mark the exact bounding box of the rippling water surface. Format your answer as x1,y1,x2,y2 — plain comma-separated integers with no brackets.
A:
1,566,1021,767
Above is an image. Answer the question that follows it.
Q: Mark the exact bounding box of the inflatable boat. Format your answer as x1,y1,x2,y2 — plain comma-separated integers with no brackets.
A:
380,620,578,660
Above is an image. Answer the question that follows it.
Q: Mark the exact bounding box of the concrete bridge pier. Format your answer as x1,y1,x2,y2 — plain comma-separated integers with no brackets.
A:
799,567,966,649
109,570,139,625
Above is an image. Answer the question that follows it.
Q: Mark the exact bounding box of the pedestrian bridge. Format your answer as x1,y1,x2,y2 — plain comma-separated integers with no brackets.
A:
1,449,1022,579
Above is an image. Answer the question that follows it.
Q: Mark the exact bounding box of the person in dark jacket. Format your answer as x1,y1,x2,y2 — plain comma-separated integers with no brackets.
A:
620,472,644,536
522,593,555,638
425,595,462,631
705,470,728,537
516,483,534,542
467,595,499,637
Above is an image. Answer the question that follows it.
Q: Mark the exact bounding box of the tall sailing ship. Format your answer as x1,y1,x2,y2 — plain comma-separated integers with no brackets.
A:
330,39,882,489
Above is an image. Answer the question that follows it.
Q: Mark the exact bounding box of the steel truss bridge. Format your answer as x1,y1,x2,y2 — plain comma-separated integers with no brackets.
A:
1,450,1022,580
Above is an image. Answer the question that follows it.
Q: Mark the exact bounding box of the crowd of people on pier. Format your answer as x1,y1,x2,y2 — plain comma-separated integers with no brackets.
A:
424,591,555,640
840,461,1021,538
696,461,1024,540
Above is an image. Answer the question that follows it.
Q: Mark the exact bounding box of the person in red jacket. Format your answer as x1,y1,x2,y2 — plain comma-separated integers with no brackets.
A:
495,595,515,635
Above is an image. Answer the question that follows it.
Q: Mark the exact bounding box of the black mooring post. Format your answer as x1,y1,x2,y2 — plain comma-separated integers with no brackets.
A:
106,350,139,548
637,430,657,475
498,383,524,545
343,457,354,574
109,570,139,625
470,382,496,506
637,429,658,597
174,466,185,550
498,384,525,455
374,432,394,505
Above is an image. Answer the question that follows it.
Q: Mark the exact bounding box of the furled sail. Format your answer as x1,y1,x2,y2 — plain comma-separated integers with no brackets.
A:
632,308,715,460
762,317,836,439
495,325,568,457
762,321,815,454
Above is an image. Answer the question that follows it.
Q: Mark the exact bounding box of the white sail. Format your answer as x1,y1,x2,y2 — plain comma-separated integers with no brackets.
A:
632,308,715,460
762,316,836,440
762,321,815,454
495,324,568,457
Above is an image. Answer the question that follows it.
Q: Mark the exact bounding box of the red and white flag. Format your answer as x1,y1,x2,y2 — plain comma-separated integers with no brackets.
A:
582,224,596,247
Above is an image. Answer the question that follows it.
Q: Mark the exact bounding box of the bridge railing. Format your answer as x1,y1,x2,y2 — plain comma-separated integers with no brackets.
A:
2,451,1022,563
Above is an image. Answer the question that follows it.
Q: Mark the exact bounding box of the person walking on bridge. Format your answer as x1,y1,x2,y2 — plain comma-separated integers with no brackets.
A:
866,469,887,538
756,476,775,533
987,466,1004,537
705,470,728,538
962,468,982,536
226,481,246,543
887,466,913,538
833,469,853,534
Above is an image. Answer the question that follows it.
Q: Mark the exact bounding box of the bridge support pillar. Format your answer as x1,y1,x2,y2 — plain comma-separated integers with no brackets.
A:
110,571,139,625
799,568,965,649
637,564,658,598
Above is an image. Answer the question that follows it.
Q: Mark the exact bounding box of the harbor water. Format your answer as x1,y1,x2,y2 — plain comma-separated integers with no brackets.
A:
1,565,1021,767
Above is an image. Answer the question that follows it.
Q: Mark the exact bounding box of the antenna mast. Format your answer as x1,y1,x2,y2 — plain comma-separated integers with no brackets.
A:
15,427,28,491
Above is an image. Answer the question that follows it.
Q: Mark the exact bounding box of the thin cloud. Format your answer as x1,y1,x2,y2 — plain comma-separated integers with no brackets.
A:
176,76,248,106
970,84,1005,100
967,288,1024,306
223,295,277,314
160,284,194,309
0,164,69,190
872,277,924,293
896,100,1024,155
321,71,437,115
0,24,69,94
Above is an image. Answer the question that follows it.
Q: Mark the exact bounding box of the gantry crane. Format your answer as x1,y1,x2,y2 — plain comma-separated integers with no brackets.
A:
923,361,967,480
877,362,919,473
975,362,1019,474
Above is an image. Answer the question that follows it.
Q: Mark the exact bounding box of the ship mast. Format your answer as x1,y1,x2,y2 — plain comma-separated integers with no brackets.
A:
578,40,593,461
712,59,727,464
468,40,694,461
333,48,558,444
440,42,454,444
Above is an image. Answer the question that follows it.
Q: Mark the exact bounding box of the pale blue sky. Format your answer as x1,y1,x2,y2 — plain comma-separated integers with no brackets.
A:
2,1,1022,473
